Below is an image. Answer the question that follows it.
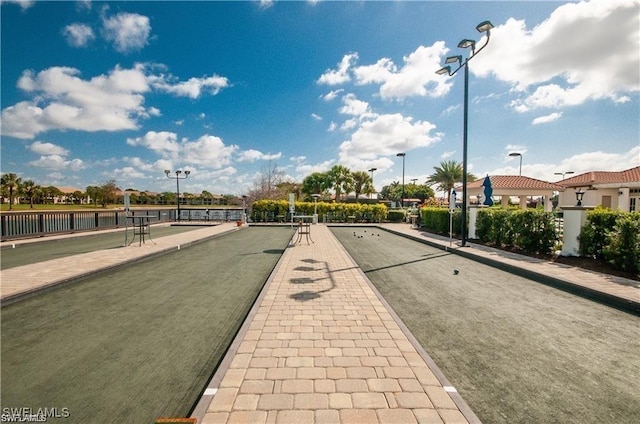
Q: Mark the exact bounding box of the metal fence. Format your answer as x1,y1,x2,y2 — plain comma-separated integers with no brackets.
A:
0,209,171,241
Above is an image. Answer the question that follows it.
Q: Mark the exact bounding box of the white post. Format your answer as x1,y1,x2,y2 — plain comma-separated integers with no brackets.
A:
560,206,594,256
468,205,485,239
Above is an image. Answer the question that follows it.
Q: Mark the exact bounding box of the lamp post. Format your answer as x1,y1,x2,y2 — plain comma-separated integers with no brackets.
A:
164,169,190,221
311,193,320,223
396,153,406,208
509,152,523,176
554,171,574,180
436,20,494,247
368,167,377,199
575,188,585,206
242,195,247,224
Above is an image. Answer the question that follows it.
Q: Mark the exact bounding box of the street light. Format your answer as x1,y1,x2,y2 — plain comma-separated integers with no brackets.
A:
410,178,418,185
554,171,574,180
164,169,190,221
575,188,585,206
509,152,523,176
396,153,406,208
368,167,377,199
311,193,320,223
436,20,494,247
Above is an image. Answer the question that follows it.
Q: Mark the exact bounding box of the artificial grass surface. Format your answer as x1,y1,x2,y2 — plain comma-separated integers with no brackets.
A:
331,227,640,424
1,227,294,423
0,225,201,269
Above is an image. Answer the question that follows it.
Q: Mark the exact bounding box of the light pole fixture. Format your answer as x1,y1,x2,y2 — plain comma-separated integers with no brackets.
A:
164,169,190,221
311,193,320,218
368,167,377,199
436,19,494,247
575,188,585,206
509,152,523,176
554,171,574,180
410,178,418,185
396,153,406,208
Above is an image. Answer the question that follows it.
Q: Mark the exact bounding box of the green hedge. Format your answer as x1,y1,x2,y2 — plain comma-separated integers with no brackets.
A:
249,200,387,223
580,209,640,273
387,210,406,223
421,207,462,235
476,208,557,255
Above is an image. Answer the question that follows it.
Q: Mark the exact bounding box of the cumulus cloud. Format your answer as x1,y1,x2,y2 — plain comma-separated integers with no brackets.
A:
62,23,95,47
28,155,85,171
353,43,451,99
322,89,344,101
2,0,34,10
149,74,229,98
127,131,181,154
1,64,230,139
338,113,441,168
29,141,69,156
317,53,358,85
102,12,151,53
237,149,282,163
472,0,640,111
532,112,563,125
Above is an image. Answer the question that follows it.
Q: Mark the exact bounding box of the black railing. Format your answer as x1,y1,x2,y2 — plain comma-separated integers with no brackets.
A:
0,210,171,241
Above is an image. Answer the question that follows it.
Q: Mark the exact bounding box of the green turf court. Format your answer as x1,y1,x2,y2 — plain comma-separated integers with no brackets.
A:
0,225,202,269
1,227,294,423
332,227,640,424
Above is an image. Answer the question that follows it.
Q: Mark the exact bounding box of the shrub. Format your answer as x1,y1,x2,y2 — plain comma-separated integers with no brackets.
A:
603,213,640,273
578,208,620,259
249,199,387,223
387,209,406,223
421,207,462,235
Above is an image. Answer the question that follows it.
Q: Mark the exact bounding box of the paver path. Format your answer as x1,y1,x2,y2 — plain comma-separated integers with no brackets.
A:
196,225,475,424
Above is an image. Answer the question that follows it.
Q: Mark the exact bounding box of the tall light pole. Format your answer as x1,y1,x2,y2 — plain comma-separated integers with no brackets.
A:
509,152,523,176
396,153,406,208
436,20,494,247
368,167,377,199
554,171,574,180
164,169,190,221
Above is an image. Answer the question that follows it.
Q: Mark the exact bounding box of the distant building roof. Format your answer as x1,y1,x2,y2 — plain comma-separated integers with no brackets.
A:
57,187,84,194
466,175,564,191
557,166,640,188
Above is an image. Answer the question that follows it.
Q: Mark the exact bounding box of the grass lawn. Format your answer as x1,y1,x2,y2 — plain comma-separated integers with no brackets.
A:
332,226,640,424
1,227,294,423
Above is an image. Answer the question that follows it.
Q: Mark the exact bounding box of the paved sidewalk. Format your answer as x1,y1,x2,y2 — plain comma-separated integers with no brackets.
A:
381,223,639,313
193,225,476,424
0,223,239,302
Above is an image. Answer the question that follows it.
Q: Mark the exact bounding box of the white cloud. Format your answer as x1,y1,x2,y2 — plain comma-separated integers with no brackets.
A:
237,149,282,163
29,141,69,156
353,42,452,99
62,23,95,47
441,151,455,159
532,112,563,125
483,146,640,182
28,155,85,171
150,75,229,98
339,94,372,117
182,135,238,168
2,0,34,10
101,12,151,53
472,0,640,111
1,64,230,139
339,113,441,168
295,159,335,176
127,131,181,154
311,113,322,121
322,89,344,101
317,53,358,85
259,0,274,9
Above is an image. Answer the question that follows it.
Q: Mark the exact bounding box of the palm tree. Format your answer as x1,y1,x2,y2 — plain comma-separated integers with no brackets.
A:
21,180,41,208
351,171,372,203
328,165,352,201
427,160,476,202
1,173,22,210
301,172,332,200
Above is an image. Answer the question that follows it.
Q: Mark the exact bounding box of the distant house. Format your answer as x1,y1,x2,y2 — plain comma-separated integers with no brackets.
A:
56,187,86,204
466,175,564,212
556,166,640,212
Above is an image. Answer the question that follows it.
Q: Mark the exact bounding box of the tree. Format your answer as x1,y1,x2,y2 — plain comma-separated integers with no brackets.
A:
328,165,352,201
41,186,62,204
86,186,100,207
351,171,372,202
1,173,22,210
21,180,41,208
98,180,117,207
427,160,476,202
301,172,332,200
380,181,401,202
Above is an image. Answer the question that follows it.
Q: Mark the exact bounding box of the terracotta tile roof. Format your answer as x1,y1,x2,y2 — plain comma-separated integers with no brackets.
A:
558,166,640,187
466,175,564,190
57,187,84,194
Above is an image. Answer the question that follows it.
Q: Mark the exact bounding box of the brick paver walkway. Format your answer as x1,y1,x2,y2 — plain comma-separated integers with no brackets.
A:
194,225,475,424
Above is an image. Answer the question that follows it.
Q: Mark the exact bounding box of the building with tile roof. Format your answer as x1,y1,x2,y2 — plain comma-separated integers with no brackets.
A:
465,175,565,212
556,166,640,212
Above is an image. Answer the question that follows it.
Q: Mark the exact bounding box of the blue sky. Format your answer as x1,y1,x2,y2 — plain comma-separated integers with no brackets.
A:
1,0,638,197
